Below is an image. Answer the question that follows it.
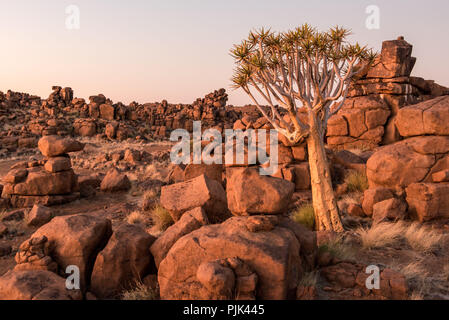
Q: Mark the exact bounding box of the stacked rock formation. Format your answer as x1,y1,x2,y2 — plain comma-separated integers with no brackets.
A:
0,87,241,158
1,135,83,207
326,37,449,150
363,95,449,222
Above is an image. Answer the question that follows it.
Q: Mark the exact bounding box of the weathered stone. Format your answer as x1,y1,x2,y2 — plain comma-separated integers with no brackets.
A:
184,164,223,183
31,214,112,290
362,188,395,216
150,207,209,268
100,168,131,192
90,224,156,299
406,183,449,222
158,216,301,300
372,198,407,223
0,270,82,300
25,205,53,227
396,96,449,137
226,167,294,216
160,174,228,222
44,157,72,173
38,135,84,157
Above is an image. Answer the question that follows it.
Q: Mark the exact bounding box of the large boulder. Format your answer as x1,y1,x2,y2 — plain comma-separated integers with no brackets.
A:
5,169,77,196
226,167,295,216
31,214,112,290
38,135,84,157
151,207,209,268
158,216,301,300
367,136,449,189
406,183,449,222
160,174,229,222
396,96,449,137
90,224,156,299
0,270,82,300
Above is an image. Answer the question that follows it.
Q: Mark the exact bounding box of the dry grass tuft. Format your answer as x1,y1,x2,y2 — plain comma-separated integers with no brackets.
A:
356,221,444,253
127,210,147,225
291,203,315,230
345,170,369,193
150,204,173,231
403,223,443,253
318,236,356,261
356,222,405,249
121,282,158,300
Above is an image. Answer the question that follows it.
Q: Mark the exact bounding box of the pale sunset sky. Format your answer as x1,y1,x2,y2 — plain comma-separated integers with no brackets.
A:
0,0,448,105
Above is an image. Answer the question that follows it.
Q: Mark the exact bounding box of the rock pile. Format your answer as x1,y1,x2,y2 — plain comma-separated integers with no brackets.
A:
365,96,449,222
327,37,449,150
1,135,84,207
0,87,241,158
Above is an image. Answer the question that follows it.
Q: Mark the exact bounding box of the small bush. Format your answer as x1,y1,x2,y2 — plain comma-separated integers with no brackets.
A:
357,221,444,253
127,210,147,225
151,204,173,231
291,203,315,230
356,222,405,249
345,170,369,193
121,282,158,300
403,223,443,253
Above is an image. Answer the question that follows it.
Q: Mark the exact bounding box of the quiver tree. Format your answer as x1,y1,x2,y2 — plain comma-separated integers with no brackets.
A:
230,25,377,232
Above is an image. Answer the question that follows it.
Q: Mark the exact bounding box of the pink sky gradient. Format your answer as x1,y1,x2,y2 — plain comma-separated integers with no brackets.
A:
0,0,448,106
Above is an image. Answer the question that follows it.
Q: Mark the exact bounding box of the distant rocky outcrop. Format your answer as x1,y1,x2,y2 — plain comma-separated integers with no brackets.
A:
326,37,449,150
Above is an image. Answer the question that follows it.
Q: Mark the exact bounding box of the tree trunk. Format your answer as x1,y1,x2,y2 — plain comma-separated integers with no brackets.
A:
306,118,344,232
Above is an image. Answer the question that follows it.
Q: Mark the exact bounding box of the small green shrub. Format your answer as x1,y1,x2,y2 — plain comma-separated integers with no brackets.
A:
345,170,369,193
291,203,315,230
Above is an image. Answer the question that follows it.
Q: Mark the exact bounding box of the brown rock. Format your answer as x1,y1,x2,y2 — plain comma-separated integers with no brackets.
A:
291,145,307,161
226,167,294,216
396,96,449,137
292,163,311,190
25,205,53,227
372,198,407,223
406,183,449,222
184,163,223,183
44,157,72,173
327,115,348,136
366,136,449,189
90,224,156,299
31,214,112,290
0,270,82,300
100,168,131,192
196,260,235,300
432,170,449,183
150,207,209,268
99,104,115,120
38,135,84,157
10,169,76,196
347,203,365,217
366,39,416,78
362,188,395,216
158,216,301,300
160,174,228,222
